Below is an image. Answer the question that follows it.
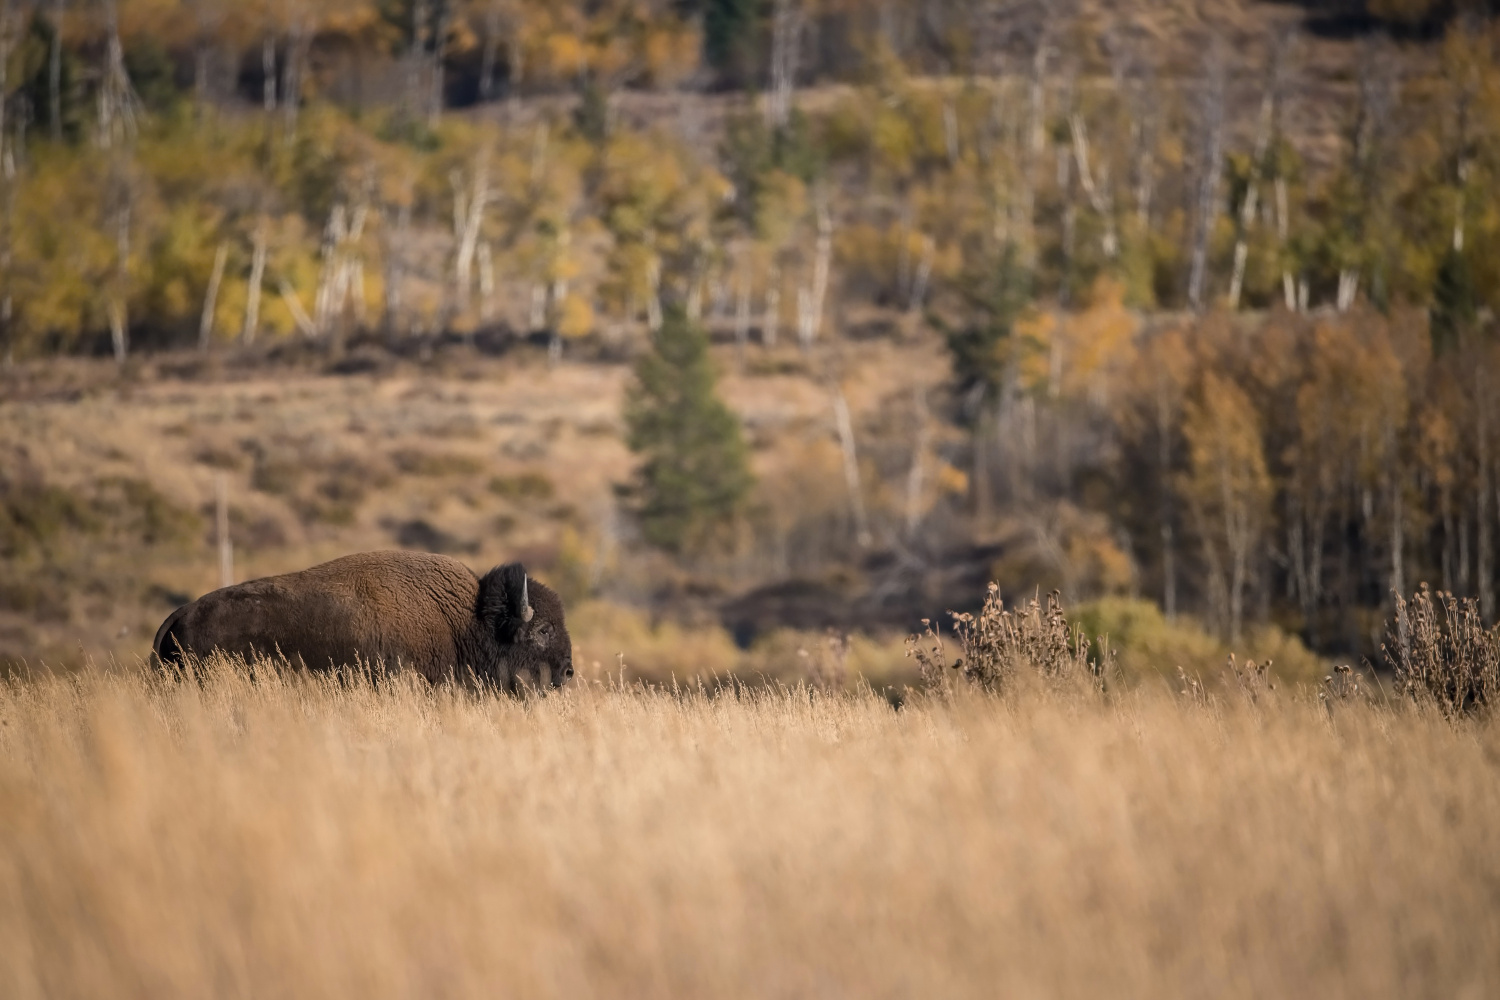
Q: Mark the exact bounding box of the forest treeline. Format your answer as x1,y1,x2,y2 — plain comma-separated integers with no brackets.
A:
1,0,1498,358
2,0,1500,656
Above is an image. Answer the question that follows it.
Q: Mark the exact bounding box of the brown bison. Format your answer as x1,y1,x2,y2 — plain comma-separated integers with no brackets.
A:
152,550,573,690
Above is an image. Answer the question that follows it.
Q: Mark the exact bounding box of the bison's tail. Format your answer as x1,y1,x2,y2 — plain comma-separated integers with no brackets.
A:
152,603,193,671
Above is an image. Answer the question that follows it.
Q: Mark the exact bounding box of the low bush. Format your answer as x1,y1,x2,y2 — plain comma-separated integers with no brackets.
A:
391,449,485,477
1387,585,1499,717
1072,597,1325,687
908,586,1110,693
488,472,555,500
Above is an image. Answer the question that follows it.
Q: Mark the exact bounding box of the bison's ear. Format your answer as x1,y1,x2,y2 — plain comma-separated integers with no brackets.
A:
479,562,532,641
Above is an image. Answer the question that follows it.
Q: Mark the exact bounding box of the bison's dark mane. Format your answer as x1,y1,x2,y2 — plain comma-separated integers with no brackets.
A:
477,562,530,643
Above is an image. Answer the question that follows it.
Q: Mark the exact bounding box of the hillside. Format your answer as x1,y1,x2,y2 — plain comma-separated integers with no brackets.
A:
4,0,1500,671
0,336,952,675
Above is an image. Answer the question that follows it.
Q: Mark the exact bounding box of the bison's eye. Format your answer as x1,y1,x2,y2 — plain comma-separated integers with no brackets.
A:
531,622,552,646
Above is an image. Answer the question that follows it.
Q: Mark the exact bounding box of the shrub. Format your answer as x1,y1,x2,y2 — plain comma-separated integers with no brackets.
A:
0,480,97,558
93,477,202,547
1386,586,1499,717
909,585,1111,693
392,450,484,477
251,454,306,496
1071,597,1325,687
488,472,555,500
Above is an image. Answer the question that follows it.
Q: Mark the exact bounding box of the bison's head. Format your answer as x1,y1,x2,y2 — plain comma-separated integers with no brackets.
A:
479,563,574,691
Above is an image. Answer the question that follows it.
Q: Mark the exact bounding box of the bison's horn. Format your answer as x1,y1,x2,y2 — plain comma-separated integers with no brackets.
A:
521,574,534,623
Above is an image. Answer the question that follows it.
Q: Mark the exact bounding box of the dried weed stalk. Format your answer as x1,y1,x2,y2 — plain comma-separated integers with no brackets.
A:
1176,666,1211,707
1385,586,1499,718
1224,653,1275,703
907,585,1113,694
1319,664,1368,714
799,629,850,692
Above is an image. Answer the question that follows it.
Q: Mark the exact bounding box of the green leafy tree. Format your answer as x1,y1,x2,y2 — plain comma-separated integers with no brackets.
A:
623,306,754,554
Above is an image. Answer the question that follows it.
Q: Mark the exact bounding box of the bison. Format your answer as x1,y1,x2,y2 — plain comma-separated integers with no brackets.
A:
152,550,573,690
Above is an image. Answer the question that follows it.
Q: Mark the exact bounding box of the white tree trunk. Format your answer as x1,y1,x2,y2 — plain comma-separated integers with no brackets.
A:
646,254,662,333
1132,96,1157,232
1276,177,1296,311
1337,269,1359,312
108,303,128,364
797,194,832,350
243,221,268,344
452,156,490,317
908,236,934,313
943,97,959,166
529,282,545,331
763,265,780,348
342,203,367,329
98,3,139,148
278,278,318,338
109,200,131,363
314,204,347,335
686,258,704,323
768,0,804,131
199,241,228,351
383,199,410,338
1068,114,1118,259
1228,78,1278,310
478,241,495,324
1454,161,1469,253
1188,54,1226,312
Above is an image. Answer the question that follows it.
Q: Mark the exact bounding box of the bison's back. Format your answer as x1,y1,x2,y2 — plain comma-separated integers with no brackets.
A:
154,551,482,679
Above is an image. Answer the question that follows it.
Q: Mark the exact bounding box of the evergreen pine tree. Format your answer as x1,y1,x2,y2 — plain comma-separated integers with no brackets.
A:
623,306,754,554
699,0,764,82
936,244,1032,403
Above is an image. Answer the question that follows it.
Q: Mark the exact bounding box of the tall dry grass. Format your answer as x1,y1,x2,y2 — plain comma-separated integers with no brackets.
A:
0,660,1497,998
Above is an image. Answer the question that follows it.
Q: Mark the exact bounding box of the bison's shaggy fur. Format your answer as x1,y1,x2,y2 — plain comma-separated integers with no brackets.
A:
153,550,572,690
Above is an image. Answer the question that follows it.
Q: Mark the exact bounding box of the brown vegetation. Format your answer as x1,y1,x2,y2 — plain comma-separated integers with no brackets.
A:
1388,584,1500,716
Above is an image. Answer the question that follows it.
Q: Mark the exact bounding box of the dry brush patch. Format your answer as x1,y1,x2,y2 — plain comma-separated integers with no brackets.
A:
0,661,1497,998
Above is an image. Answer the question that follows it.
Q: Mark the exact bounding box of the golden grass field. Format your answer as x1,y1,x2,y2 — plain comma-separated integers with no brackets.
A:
1,660,1496,998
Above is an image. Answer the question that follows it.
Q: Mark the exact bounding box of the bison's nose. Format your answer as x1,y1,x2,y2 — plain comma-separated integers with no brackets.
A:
563,662,575,681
